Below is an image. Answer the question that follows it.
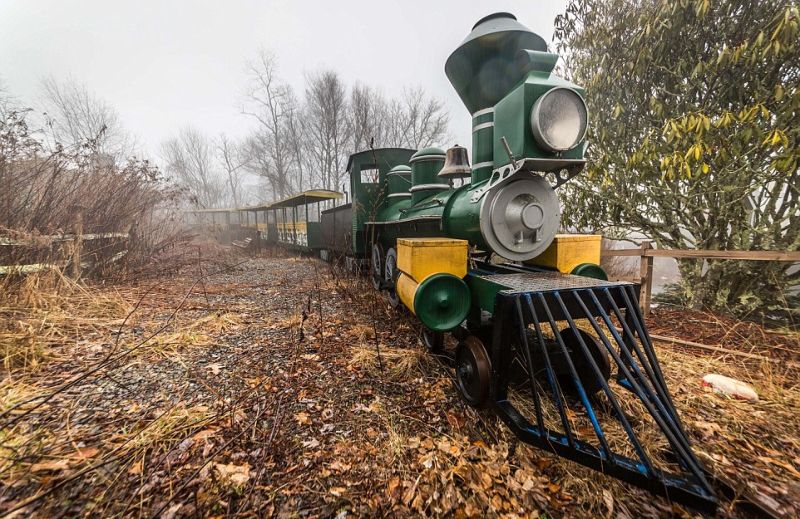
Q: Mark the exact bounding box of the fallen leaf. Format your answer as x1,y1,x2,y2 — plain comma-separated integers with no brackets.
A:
329,486,347,496
602,489,614,518
302,438,320,449
192,429,217,441
446,411,463,429
160,503,182,519
128,457,144,475
214,462,250,487
30,459,71,472
72,447,99,459
295,412,311,425
387,476,401,498
207,363,223,376
693,420,722,440
329,461,350,472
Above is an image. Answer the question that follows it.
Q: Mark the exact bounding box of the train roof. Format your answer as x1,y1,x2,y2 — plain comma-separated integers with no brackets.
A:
247,189,344,211
345,147,417,172
184,207,238,214
184,189,343,214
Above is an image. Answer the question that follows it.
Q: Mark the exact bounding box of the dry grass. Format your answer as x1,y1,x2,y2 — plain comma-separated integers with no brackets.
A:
0,260,249,515
1,270,132,371
658,345,800,513
274,313,303,330
118,402,214,456
0,380,49,479
350,344,432,382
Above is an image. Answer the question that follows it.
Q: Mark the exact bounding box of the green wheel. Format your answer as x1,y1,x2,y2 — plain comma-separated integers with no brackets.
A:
413,273,470,332
571,263,608,281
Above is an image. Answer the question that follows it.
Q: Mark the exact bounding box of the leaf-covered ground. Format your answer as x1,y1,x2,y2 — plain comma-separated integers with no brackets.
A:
1,247,797,517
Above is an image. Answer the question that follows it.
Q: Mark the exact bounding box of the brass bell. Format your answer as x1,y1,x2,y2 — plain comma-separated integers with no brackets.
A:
438,144,472,179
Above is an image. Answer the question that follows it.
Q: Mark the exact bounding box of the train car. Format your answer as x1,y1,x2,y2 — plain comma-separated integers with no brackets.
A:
262,190,343,252
312,12,716,512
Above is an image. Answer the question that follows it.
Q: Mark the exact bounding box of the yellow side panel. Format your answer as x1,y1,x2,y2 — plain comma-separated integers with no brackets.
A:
528,234,602,273
397,238,468,283
396,273,418,314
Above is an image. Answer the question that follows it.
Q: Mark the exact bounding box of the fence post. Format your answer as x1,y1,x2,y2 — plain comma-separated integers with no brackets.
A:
639,240,654,316
254,211,261,253
71,207,84,279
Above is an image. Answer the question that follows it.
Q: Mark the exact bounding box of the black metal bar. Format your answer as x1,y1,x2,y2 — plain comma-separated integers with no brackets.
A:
603,289,674,407
524,294,575,447
571,289,656,475
493,397,717,514
621,286,682,417
619,286,709,488
490,296,515,403
591,290,708,484
540,292,614,461
513,297,545,433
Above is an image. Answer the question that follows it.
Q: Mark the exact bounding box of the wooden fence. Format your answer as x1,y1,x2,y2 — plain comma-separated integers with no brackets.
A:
1,210,129,279
602,241,800,315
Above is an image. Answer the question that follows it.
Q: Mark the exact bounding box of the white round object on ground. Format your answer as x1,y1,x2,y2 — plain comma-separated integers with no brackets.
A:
702,374,758,401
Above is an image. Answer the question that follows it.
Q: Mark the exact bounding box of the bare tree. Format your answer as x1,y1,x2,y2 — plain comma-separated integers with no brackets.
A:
242,50,299,200
303,70,351,190
395,87,450,149
237,53,452,199
350,83,388,151
0,78,13,124
382,97,409,149
39,77,135,159
349,85,450,150
161,127,225,208
285,97,307,192
217,134,247,207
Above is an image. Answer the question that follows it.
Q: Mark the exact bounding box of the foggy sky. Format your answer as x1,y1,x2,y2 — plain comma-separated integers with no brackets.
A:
0,0,568,163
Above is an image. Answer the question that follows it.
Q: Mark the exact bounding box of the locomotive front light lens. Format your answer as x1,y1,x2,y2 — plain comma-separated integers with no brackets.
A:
530,87,588,152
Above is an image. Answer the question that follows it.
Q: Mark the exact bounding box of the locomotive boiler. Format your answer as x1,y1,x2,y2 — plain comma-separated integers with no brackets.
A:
276,12,718,512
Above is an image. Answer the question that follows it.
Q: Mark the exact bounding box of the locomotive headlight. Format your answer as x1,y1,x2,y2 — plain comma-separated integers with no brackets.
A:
530,87,588,152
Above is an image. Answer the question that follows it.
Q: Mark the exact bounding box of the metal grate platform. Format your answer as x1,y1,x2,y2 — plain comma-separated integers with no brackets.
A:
479,271,631,293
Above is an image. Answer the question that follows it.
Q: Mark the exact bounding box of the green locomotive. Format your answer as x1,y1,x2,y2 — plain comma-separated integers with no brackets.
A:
313,12,717,512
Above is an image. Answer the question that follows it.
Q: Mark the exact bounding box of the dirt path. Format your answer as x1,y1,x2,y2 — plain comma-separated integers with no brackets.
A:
1,252,797,517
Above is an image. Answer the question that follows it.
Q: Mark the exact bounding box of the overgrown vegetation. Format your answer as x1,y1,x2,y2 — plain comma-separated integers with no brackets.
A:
0,90,183,272
555,0,799,320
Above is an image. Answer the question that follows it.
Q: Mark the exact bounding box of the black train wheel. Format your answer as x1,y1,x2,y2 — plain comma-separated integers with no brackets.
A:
455,336,492,408
557,328,611,396
421,327,443,352
384,247,400,308
370,243,384,290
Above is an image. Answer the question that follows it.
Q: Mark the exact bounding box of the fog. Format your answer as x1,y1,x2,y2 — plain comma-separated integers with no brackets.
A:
0,0,567,159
